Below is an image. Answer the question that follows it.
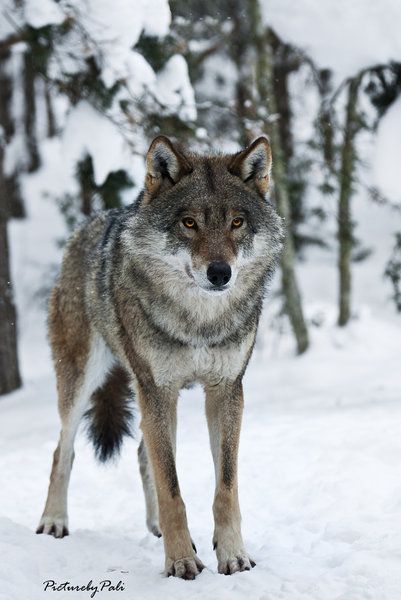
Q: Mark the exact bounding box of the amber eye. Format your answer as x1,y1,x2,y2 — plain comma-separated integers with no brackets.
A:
232,217,244,229
183,217,196,229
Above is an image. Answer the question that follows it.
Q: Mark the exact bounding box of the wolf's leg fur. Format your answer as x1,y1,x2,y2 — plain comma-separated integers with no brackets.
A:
138,437,161,537
205,379,255,575
137,385,204,580
138,435,199,549
36,394,87,538
37,287,113,538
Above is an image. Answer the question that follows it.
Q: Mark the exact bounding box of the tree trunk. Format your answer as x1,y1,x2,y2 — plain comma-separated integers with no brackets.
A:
227,0,256,146
44,81,56,138
272,136,310,354
269,30,308,250
23,50,40,172
0,49,25,218
0,49,22,395
269,31,296,164
337,76,361,326
0,150,21,394
77,156,94,216
250,4,309,353
0,214,22,395
81,187,92,216
318,69,335,172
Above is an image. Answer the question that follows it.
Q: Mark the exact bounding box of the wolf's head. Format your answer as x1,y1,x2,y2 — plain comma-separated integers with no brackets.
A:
132,136,283,297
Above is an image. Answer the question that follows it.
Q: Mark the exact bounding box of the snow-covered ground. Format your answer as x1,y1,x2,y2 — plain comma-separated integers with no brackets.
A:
1,170,401,600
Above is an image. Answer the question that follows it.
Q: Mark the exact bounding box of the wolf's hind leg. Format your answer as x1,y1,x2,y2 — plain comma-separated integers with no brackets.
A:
138,437,161,537
36,396,86,538
37,303,113,538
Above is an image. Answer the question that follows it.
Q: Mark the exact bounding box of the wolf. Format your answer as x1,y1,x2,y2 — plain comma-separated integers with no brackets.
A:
36,135,283,579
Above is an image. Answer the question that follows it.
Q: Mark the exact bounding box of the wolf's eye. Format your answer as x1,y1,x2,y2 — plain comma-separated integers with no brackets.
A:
232,217,244,229
183,217,196,229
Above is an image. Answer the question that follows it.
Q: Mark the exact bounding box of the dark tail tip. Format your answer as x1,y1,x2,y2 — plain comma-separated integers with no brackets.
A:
84,365,134,463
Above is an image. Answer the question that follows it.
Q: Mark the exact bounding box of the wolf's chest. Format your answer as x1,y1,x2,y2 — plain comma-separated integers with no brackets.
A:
145,334,254,388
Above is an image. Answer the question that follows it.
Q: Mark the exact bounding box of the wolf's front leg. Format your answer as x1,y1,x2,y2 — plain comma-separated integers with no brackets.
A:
205,379,255,575
137,385,204,580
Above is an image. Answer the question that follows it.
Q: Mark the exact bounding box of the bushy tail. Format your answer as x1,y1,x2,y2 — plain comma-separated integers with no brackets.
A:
84,365,134,462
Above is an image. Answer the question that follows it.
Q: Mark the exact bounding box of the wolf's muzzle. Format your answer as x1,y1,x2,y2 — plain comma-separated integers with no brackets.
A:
207,261,232,288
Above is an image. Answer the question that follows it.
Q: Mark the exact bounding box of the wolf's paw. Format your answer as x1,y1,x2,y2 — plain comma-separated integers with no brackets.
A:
165,555,205,580
215,544,255,575
36,516,69,538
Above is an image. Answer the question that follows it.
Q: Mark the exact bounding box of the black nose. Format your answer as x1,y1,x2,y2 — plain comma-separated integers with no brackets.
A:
207,261,232,287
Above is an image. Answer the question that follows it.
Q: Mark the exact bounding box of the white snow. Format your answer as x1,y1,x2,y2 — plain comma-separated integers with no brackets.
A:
262,0,401,81
140,0,171,38
62,101,134,187
156,55,197,122
64,0,169,88
123,51,157,96
2,334,401,600
24,0,65,29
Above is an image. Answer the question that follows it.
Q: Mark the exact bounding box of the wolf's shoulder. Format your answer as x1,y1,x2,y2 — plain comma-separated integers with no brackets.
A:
66,194,142,251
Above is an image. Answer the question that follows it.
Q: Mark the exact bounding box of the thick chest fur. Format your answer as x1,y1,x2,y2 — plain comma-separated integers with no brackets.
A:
87,278,257,390
96,296,258,390
142,332,255,388
146,334,254,387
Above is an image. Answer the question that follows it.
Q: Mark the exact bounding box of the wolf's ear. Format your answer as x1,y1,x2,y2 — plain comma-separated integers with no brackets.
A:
229,136,272,196
145,136,192,198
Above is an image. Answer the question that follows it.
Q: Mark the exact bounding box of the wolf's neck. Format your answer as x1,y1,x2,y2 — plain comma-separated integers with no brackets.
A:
128,262,265,347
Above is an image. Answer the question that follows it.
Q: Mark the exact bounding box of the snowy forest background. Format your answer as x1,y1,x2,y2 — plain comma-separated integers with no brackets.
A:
1,1,401,599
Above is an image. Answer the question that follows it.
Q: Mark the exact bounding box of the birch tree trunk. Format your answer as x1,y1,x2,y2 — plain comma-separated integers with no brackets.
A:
337,76,361,326
249,1,309,353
